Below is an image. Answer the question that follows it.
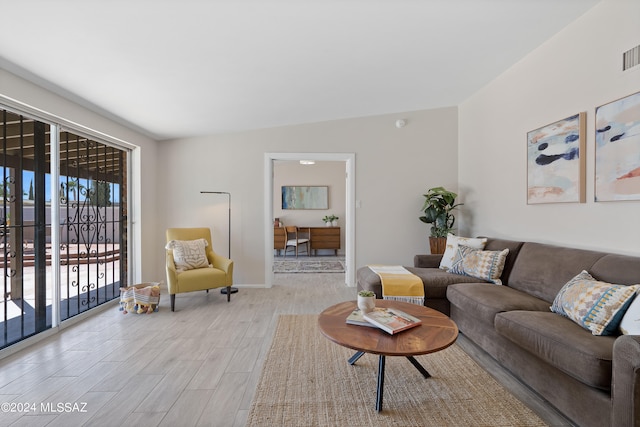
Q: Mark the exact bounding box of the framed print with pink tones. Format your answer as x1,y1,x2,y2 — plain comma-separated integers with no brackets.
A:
595,91,640,201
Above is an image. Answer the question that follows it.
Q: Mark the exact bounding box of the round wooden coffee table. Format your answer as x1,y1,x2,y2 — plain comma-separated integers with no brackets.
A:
318,300,458,412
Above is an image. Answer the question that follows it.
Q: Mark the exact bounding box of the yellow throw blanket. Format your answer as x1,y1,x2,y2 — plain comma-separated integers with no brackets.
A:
368,265,425,306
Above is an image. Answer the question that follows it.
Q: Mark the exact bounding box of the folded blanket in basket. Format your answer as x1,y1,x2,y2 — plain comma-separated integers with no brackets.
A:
119,282,161,314
367,265,424,305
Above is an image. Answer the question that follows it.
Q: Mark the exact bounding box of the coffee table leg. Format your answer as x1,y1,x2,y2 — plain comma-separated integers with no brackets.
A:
349,354,426,412
348,351,365,365
406,356,431,378
376,355,386,412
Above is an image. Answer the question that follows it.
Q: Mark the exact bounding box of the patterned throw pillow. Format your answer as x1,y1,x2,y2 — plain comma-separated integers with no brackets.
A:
550,270,639,336
449,244,509,285
439,234,487,270
165,239,210,272
449,244,471,275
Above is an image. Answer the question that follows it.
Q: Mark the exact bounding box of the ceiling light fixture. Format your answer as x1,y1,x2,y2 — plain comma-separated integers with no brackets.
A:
395,119,407,128
299,160,315,165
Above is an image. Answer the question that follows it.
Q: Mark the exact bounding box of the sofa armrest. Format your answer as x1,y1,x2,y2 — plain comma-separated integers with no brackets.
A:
414,254,443,268
612,335,640,427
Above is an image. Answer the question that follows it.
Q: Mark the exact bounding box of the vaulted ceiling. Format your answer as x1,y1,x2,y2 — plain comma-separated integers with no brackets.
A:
0,0,599,140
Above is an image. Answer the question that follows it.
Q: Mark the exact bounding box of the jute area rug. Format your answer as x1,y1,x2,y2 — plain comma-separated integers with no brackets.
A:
246,314,547,427
273,256,345,273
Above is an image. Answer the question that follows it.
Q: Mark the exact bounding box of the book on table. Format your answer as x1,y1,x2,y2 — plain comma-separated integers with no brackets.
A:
346,308,380,327
362,307,422,334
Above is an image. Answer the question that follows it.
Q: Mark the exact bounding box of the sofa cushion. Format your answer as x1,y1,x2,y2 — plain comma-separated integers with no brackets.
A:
439,234,487,270
495,310,616,390
590,253,640,286
551,270,639,336
406,267,487,298
447,283,550,325
507,242,607,303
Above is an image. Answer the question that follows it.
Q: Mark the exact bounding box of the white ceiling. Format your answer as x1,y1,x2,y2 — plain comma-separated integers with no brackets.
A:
1,0,599,141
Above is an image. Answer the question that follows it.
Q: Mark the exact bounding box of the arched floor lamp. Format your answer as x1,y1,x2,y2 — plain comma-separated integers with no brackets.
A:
201,191,238,294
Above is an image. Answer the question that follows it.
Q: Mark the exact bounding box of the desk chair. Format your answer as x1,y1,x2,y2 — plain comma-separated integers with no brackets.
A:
284,226,310,257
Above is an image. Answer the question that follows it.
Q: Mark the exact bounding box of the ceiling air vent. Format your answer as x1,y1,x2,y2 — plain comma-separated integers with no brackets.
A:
623,44,640,71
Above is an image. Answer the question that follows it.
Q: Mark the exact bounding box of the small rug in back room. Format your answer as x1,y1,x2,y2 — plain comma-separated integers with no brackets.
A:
273,256,345,273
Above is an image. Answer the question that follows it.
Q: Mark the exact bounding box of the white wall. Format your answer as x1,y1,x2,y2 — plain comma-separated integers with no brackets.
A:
158,107,459,285
458,0,640,255
0,69,160,283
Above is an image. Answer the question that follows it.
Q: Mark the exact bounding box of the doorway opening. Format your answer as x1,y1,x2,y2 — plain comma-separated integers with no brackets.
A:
264,153,355,288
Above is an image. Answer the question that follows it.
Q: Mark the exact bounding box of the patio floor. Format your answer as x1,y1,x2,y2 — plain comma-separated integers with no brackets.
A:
0,243,122,349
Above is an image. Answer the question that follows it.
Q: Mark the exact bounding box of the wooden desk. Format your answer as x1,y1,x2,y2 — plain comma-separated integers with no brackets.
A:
309,226,340,255
274,226,340,256
274,227,286,252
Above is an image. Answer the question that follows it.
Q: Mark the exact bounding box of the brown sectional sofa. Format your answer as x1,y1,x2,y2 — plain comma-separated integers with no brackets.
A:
356,237,640,427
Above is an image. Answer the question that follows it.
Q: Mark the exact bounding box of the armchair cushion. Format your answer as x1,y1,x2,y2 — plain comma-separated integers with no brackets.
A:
166,238,211,272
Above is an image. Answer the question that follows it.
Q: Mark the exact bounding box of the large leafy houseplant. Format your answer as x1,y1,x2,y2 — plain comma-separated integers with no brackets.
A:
419,186,463,238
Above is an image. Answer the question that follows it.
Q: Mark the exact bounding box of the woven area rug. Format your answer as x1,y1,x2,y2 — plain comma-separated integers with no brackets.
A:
246,315,547,427
273,256,345,273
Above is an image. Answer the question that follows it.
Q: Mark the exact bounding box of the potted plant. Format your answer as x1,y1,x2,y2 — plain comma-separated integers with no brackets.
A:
357,290,376,313
419,186,463,254
322,214,339,227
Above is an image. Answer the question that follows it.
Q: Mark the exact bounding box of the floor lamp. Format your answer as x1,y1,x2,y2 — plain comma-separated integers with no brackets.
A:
200,191,238,294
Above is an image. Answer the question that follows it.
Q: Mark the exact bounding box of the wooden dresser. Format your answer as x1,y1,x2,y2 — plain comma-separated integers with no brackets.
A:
274,226,340,255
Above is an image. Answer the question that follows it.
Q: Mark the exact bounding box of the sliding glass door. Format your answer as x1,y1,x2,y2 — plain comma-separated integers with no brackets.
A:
0,108,129,349
0,110,52,344
58,130,128,321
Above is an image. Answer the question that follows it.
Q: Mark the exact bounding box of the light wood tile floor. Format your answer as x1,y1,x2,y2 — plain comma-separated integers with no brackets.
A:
0,273,574,426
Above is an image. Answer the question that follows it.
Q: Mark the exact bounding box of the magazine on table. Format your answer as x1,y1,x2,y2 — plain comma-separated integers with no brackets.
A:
346,308,383,328
362,307,422,334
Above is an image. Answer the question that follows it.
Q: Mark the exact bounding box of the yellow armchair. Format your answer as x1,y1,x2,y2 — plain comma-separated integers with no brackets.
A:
165,227,234,311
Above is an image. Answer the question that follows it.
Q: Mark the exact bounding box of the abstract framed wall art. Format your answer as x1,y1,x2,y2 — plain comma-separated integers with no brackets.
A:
281,186,328,209
595,91,640,201
527,112,586,204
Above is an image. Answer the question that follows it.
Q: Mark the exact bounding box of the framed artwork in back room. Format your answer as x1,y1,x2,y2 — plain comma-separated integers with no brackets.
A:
282,186,328,209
